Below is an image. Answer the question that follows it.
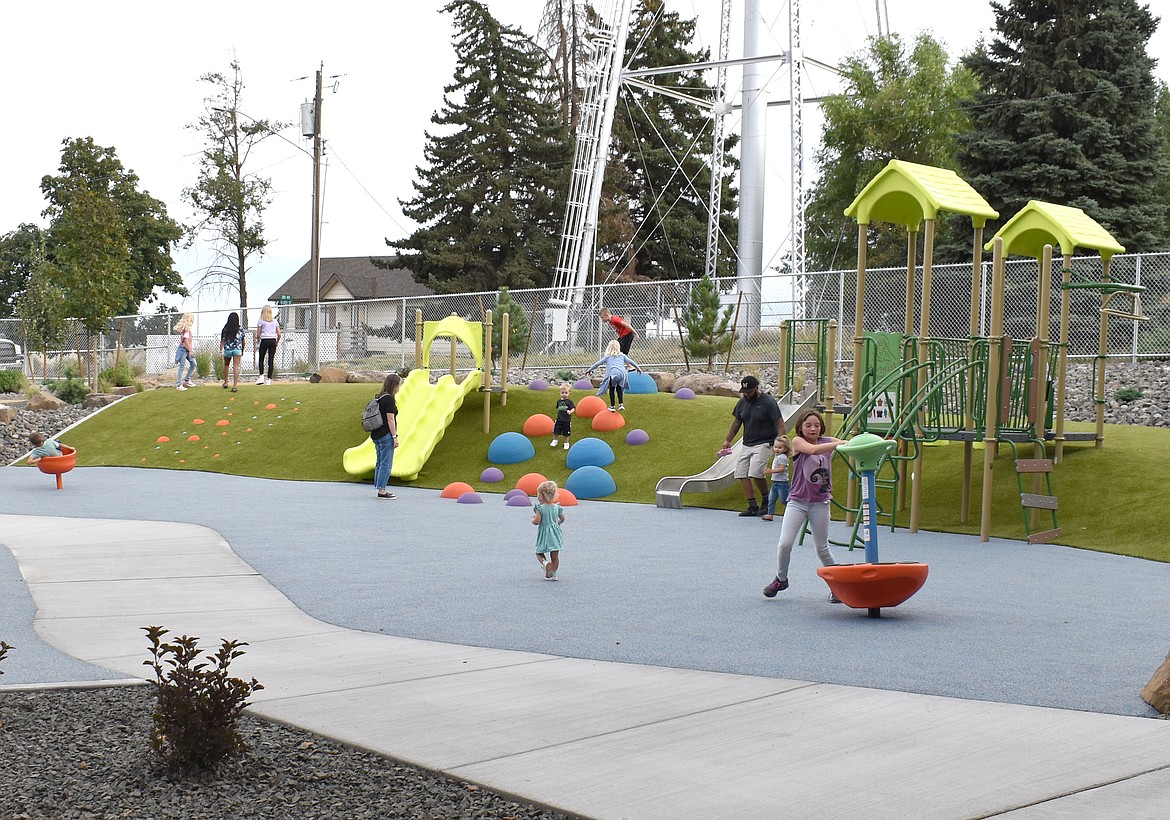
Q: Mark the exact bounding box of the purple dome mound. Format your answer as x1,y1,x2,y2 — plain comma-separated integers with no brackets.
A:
674,387,696,399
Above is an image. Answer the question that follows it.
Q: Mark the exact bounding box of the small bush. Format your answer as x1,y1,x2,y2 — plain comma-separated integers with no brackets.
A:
1115,387,1143,403
49,369,90,405
142,625,264,773
196,350,213,379
0,370,26,394
99,360,137,388
555,370,576,383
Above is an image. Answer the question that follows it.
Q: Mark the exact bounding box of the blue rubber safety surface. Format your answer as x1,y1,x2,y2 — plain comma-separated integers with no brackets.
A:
1,466,1166,717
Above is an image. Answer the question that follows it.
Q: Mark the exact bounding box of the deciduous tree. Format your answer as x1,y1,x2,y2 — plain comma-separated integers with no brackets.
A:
0,223,45,319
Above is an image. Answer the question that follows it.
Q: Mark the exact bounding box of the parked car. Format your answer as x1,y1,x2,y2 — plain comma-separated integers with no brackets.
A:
0,337,24,371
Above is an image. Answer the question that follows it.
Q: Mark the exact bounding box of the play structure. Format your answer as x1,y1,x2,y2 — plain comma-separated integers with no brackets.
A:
767,159,1139,545
36,444,77,490
344,311,509,481
654,389,816,509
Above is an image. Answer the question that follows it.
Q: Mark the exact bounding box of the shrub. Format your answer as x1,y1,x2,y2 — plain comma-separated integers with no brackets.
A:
1115,387,1143,403
99,360,137,388
142,626,263,773
49,364,90,405
0,640,10,675
196,350,213,379
555,370,576,383
0,370,26,394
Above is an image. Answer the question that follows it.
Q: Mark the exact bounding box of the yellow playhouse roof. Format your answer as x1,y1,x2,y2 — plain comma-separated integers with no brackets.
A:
844,159,999,229
985,200,1126,260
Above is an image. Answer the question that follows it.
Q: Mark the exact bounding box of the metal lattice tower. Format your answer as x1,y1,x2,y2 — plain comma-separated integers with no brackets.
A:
789,0,807,292
703,0,734,280
550,0,633,306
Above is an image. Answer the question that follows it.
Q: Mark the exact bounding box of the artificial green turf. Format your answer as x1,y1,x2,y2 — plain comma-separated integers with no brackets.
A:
57,381,1168,562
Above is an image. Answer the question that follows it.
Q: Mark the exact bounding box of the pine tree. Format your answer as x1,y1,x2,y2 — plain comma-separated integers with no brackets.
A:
490,286,529,363
682,274,734,370
600,0,739,282
957,0,1169,251
390,0,570,294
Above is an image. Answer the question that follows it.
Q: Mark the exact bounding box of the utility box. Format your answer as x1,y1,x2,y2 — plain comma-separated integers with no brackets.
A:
300,102,315,137
544,307,569,343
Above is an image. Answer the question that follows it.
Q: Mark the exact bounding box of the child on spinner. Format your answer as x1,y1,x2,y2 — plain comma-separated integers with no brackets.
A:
532,480,565,580
550,383,575,450
761,436,790,521
27,432,62,465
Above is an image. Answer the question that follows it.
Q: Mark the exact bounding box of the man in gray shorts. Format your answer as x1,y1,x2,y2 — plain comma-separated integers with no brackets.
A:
721,375,785,517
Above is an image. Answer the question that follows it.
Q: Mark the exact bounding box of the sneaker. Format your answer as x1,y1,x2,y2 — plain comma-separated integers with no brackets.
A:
377,491,396,500
231,387,237,392
183,380,196,387
738,504,760,517
618,403,625,410
607,406,616,412
564,441,570,450
761,514,774,521
256,376,264,385
828,593,842,604
176,385,187,391
763,577,789,598
550,439,558,447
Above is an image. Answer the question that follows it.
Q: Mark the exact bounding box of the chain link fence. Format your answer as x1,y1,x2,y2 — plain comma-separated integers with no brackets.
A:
1,251,1165,383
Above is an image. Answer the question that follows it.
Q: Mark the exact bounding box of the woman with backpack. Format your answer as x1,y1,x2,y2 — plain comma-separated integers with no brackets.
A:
371,373,401,500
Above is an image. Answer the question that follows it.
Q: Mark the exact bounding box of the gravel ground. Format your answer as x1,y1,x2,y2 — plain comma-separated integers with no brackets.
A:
0,685,569,820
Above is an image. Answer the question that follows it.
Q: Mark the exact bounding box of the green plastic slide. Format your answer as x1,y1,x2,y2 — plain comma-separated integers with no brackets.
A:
342,368,482,481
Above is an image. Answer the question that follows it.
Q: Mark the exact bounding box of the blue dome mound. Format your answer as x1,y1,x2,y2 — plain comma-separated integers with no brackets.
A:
487,432,535,464
566,437,616,469
565,465,617,499
625,372,658,394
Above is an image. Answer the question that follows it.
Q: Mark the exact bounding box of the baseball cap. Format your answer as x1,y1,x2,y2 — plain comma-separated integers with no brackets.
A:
739,375,759,392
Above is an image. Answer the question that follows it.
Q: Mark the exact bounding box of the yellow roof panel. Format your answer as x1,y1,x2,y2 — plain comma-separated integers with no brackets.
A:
986,200,1125,259
844,159,999,229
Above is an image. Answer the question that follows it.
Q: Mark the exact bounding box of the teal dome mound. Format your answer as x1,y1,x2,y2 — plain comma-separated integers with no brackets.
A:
625,372,657,394
566,437,615,469
566,465,617,499
488,432,535,464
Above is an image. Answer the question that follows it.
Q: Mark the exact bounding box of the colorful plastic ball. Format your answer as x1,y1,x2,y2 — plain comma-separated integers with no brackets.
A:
565,465,617,499
441,482,475,499
626,428,650,445
487,431,536,464
566,437,615,469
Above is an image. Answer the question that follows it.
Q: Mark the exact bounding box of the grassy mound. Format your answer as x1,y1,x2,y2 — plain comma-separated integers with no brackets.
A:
59,380,1167,562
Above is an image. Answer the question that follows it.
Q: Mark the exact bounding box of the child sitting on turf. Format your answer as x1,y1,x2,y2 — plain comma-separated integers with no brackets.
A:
27,431,62,465
550,383,575,450
761,436,790,521
532,480,565,580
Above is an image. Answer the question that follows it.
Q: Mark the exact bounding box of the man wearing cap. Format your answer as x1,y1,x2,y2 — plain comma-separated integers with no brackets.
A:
722,375,785,517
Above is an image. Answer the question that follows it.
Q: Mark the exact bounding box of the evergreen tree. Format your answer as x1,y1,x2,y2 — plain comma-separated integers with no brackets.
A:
682,274,734,370
490,286,529,363
40,137,185,312
601,0,739,282
957,0,1169,251
806,34,977,273
389,0,570,294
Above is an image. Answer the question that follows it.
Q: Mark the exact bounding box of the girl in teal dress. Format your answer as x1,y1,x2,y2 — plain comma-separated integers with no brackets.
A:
532,480,565,580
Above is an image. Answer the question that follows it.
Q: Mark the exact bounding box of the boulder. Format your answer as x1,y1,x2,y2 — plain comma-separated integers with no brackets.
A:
310,367,350,384
673,372,740,398
27,391,66,411
112,385,138,396
0,404,16,424
1141,649,1170,714
647,371,675,393
82,393,121,409
346,371,385,384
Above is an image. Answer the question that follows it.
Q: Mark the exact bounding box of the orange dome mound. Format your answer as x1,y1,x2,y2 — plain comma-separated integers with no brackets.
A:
441,481,475,499
575,395,606,418
555,488,579,506
592,410,626,432
515,472,548,497
522,413,555,437
192,419,205,425
215,419,230,427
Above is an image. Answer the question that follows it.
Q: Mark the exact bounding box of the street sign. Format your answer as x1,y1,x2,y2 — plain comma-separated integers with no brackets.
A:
278,294,293,305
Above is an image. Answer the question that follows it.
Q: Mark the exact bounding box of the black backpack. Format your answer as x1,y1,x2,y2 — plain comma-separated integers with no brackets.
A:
361,396,382,432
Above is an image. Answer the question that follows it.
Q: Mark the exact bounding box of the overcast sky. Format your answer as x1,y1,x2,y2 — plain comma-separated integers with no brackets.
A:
3,1,1167,314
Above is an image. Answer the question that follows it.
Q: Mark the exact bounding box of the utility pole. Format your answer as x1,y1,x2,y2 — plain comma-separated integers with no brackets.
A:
309,62,323,371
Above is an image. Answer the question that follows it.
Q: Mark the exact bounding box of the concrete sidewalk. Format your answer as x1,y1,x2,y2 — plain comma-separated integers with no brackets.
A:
2,507,1168,818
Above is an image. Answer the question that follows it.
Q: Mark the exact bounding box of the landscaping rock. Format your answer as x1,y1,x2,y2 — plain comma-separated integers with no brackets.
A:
310,366,350,384
26,391,66,411
346,370,385,383
673,372,734,396
82,393,121,409
111,385,138,396
1141,650,1170,714
0,404,16,424
647,371,675,392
